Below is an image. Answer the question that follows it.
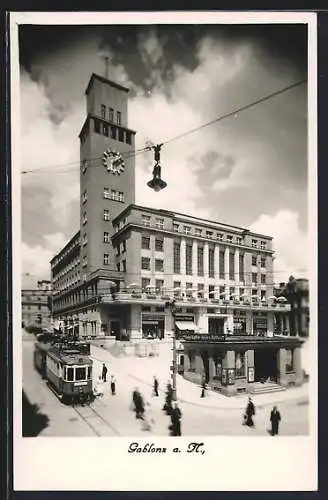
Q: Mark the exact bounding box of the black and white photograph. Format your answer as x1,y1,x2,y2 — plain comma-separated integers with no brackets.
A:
11,11,317,491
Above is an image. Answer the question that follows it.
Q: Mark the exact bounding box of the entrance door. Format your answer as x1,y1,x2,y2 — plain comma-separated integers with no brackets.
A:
110,320,121,339
208,317,225,334
254,349,278,382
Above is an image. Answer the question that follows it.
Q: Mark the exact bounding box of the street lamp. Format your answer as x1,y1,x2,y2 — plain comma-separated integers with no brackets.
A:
165,298,177,401
147,144,167,192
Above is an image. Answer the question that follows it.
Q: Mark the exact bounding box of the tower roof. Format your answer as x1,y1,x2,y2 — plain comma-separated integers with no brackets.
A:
85,73,130,95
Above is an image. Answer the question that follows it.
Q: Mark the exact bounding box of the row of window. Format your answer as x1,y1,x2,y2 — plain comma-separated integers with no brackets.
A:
140,215,267,249
52,257,80,282
142,236,164,252
94,118,132,145
100,104,121,125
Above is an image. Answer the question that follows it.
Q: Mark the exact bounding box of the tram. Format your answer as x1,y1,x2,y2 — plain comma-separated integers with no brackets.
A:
33,339,94,404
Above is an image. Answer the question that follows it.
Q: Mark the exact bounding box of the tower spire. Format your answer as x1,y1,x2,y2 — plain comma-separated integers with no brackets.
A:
98,49,111,79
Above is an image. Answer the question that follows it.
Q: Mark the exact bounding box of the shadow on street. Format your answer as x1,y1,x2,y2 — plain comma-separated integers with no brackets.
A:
22,390,49,437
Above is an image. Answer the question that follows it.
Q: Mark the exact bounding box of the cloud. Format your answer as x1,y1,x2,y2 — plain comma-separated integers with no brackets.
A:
20,29,308,282
250,210,308,283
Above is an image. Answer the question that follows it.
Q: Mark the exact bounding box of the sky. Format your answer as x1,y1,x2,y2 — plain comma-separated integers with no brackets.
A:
18,22,310,288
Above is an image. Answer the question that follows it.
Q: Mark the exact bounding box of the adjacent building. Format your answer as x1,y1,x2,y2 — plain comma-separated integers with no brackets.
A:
22,280,52,330
49,72,304,395
275,277,309,337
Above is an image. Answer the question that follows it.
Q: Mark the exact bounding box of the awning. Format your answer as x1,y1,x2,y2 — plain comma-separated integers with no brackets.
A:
175,321,197,331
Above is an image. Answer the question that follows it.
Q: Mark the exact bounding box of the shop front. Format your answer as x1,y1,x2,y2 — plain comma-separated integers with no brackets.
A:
142,313,165,339
174,313,198,339
182,333,304,396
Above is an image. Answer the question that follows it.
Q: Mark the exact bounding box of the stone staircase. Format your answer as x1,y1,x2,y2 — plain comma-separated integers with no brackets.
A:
250,382,286,395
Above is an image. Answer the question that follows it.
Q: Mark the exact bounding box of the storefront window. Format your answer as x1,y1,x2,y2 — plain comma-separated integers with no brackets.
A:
235,352,246,378
285,349,294,372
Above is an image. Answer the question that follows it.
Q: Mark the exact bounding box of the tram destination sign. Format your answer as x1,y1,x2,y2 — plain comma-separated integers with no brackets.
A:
182,333,226,342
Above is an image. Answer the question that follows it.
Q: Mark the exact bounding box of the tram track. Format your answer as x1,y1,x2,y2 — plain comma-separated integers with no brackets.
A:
72,402,121,437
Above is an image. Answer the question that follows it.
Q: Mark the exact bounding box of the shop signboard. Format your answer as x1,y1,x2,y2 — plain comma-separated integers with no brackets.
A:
174,314,195,322
182,333,226,342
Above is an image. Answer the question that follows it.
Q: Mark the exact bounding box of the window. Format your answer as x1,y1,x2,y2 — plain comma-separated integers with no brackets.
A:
116,263,120,272
239,253,244,282
142,236,150,249
186,282,193,298
236,237,242,245
76,367,86,381
104,254,109,265
141,257,150,270
206,230,213,239
235,352,246,378
208,285,215,298
156,218,164,229
94,118,101,134
82,190,87,204
118,128,124,142
260,257,266,268
261,290,266,301
101,104,106,118
285,349,294,372
197,283,204,298
102,123,109,137
117,111,121,125
219,249,225,279
217,233,223,240
173,281,181,297
219,286,226,299
104,210,110,221
229,251,235,280
174,242,181,274
186,244,193,275
110,126,117,139
38,304,41,310
155,259,164,272
173,223,179,232
183,225,191,234
226,235,233,242
252,239,258,248
122,240,126,253
110,189,124,202
103,232,110,243
240,288,245,298
155,238,164,251
252,255,257,266
122,260,126,272
261,274,266,284
155,279,164,292
83,233,87,246
142,305,151,311
142,215,151,227
67,367,74,381
103,187,110,199
195,228,202,237
252,289,258,296
126,131,132,145
209,247,215,278
252,273,258,284
197,246,204,276
142,278,150,290
82,211,87,225
109,107,114,122
260,241,266,250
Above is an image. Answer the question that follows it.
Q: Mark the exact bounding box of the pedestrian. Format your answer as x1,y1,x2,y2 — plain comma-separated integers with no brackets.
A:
153,376,159,397
102,363,108,382
132,388,145,419
170,402,182,436
93,375,104,398
163,381,173,415
142,402,155,431
270,406,281,436
244,397,256,428
110,375,116,395
200,378,206,398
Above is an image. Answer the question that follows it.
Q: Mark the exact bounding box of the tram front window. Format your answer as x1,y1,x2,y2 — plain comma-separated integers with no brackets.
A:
76,367,87,381
67,367,74,381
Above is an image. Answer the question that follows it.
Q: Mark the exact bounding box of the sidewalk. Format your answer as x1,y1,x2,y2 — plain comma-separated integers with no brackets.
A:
90,344,309,411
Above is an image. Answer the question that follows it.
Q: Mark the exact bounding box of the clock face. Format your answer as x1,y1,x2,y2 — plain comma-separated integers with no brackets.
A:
102,149,125,175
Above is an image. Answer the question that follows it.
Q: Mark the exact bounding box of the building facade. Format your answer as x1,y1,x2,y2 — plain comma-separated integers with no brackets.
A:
22,280,52,330
275,277,309,337
49,72,304,394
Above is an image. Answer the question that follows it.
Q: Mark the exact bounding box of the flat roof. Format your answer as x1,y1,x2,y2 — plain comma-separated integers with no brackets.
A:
112,203,273,240
85,73,130,95
50,230,80,264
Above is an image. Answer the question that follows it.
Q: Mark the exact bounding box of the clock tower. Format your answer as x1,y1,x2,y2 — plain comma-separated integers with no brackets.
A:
79,73,136,278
